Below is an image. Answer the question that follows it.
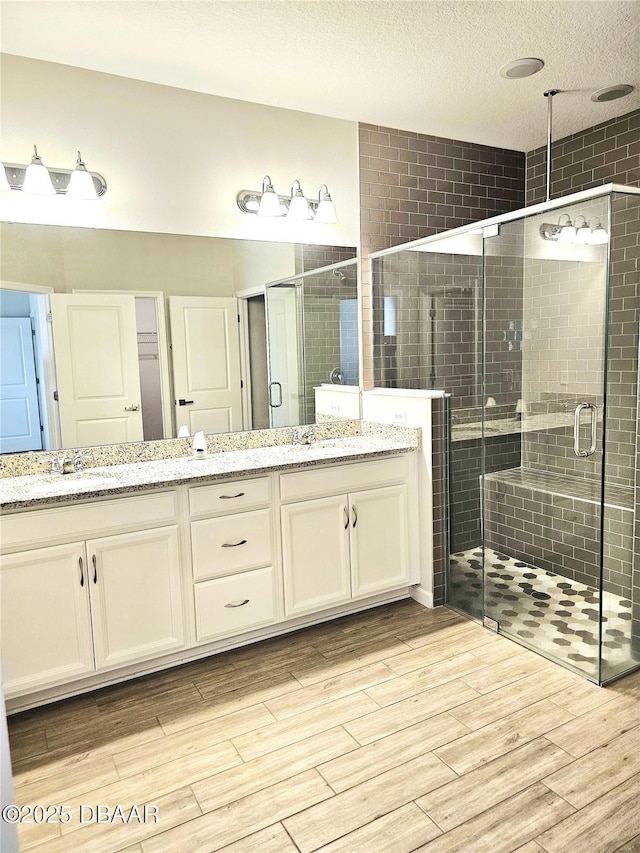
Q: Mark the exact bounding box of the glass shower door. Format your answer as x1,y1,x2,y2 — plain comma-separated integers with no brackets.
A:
482,198,609,681
265,282,304,428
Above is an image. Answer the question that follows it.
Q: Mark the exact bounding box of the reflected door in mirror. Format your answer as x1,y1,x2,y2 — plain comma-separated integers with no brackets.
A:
0,317,43,453
266,285,302,428
169,297,243,436
50,294,144,448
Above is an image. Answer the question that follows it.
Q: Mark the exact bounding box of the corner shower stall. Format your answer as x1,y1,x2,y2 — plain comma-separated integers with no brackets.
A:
371,184,640,684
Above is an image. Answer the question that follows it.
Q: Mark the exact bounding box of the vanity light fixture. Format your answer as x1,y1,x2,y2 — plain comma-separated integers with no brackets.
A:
539,213,609,245
1,145,107,197
287,180,313,220
257,175,283,217
590,220,609,245
67,151,99,200
574,215,592,244
0,163,10,192
22,145,56,195
557,213,576,243
314,184,338,224
237,177,338,223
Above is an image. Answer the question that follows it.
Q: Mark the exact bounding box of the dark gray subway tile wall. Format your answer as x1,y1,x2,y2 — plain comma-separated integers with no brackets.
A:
372,250,483,408
430,396,447,605
526,110,640,205
301,268,358,424
295,244,357,274
360,124,525,606
360,123,525,251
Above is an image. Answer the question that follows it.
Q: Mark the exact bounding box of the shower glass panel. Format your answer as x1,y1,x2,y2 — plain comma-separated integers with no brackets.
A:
265,259,359,428
601,191,640,682
482,196,609,682
370,184,640,685
372,232,484,619
265,282,304,428
300,262,359,423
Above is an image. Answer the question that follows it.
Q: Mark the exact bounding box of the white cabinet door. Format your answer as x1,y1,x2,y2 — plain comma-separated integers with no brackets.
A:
169,296,243,436
281,495,351,617
0,542,94,695
88,526,185,670
50,294,144,447
349,485,410,597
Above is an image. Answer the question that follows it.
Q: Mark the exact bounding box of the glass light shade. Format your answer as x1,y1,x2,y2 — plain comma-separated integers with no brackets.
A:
315,197,337,224
590,224,608,244
22,161,55,195
67,155,98,200
287,190,312,220
558,224,576,243
0,163,10,192
257,187,283,217
576,224,592,244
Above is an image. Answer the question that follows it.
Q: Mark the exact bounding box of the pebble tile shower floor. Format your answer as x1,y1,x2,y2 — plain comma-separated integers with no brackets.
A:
449,548,635,682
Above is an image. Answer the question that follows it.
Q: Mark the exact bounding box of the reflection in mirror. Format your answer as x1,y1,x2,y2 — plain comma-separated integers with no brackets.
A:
0,222,356,454
263,260,359,429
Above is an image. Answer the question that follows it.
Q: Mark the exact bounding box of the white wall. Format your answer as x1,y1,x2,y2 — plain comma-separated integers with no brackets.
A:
0,222,300,298
0,54,359,246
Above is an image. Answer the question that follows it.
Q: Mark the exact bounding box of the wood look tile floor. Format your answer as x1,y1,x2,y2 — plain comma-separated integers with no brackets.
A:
7,600,640,853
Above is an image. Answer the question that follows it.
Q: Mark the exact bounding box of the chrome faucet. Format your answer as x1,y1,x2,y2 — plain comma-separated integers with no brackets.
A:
292,427,316,446
39,454,90,475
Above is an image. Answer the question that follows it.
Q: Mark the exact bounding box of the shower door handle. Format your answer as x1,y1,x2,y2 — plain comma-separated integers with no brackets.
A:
269,382,283,408
573,402,597,458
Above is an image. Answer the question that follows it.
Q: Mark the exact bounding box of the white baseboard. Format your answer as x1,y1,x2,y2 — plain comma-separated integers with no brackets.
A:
410,584,434,608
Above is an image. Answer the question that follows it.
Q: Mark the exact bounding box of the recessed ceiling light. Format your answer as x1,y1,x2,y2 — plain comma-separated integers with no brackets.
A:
590,84,634,102
499,58,545,79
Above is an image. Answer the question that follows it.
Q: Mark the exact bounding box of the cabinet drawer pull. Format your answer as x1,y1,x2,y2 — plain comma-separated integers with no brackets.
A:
92,554,97,583
343,506,349,529
219,493,245,500
79,556,85,587
221,540,247,548
352,505,358,528
224,599,250,608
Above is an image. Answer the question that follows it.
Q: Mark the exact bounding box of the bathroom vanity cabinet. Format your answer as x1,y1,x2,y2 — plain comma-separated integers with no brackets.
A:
280,457,410,616
0,492,185,696
0,448,419,710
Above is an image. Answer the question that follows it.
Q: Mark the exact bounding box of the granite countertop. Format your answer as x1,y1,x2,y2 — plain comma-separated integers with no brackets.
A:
0,434,419,511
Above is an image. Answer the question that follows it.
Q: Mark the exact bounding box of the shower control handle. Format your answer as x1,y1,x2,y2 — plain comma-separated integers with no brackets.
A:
573,402,597,458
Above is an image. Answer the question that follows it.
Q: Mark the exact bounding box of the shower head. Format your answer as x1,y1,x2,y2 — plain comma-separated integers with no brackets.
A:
333,269,348,282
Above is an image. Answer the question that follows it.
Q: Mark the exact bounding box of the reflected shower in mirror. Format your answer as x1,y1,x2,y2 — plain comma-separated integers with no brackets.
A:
0,222,356,454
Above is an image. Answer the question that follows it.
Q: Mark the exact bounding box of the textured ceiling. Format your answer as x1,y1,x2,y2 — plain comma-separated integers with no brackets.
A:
1,0,639,151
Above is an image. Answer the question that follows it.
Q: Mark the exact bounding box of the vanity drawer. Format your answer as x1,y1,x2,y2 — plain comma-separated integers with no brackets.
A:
0,491,179,552
279,456,410,503
188,477,271,518
194,566,276,642
191,509,274,580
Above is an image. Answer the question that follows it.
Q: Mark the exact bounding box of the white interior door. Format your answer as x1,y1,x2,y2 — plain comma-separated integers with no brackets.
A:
0,317,43,453
169,296,243,435
50,294,143,448
266,284,302,427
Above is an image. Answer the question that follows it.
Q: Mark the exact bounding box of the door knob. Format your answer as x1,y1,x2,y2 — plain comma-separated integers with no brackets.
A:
124,404,141,411
178,399,195,406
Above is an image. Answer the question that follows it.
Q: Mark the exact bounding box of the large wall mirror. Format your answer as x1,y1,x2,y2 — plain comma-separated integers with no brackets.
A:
0,222,358,455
